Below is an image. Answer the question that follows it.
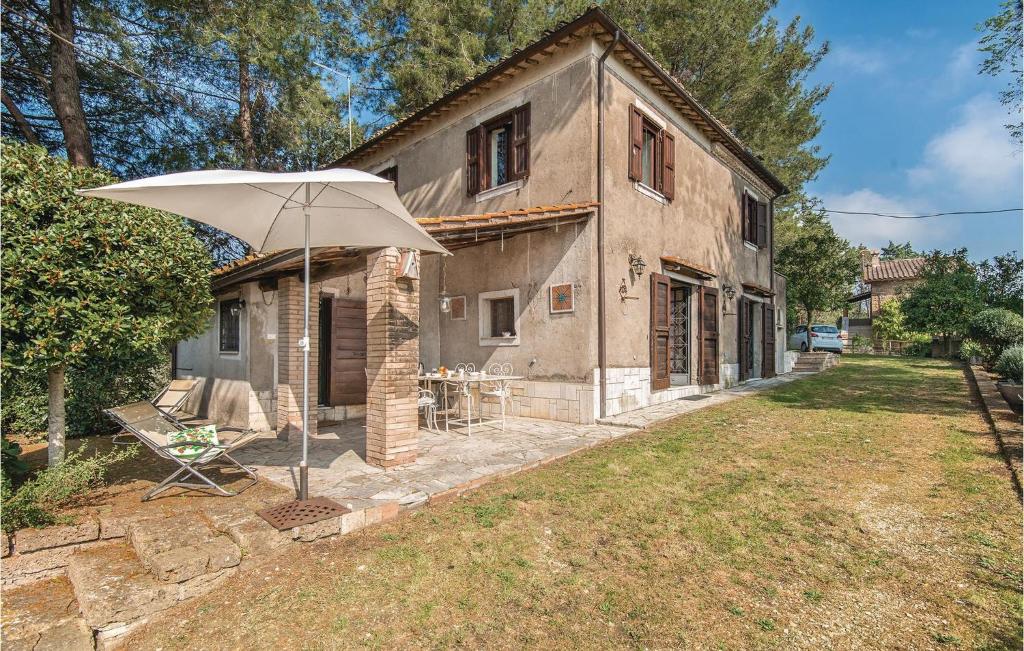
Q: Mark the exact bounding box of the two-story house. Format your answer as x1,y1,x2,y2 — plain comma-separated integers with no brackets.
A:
175,7,789,439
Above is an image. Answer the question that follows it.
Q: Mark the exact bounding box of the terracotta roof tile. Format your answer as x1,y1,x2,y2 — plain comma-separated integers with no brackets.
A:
862,257,926,283
211,251,278,277
660,255,716,279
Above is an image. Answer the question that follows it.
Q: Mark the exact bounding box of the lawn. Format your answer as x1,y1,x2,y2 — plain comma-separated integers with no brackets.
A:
124,356,1022,649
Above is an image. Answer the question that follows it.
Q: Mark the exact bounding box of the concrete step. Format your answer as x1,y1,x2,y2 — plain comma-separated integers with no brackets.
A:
128,516,241,583
1,576,94,650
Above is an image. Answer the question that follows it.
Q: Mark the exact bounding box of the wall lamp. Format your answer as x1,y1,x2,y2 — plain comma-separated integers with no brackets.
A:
229,299,247,316
722,284,737,301
628,253,647,277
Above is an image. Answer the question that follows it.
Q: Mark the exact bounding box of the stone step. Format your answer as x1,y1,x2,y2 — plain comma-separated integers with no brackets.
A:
128,516,241,583
1,576,94,650
201,503,292,556
66,542,238,639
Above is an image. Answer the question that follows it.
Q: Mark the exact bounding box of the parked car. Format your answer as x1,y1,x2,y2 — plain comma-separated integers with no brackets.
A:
789,325,844,353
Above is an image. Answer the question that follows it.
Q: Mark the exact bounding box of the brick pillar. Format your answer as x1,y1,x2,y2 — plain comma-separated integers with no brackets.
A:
277,274,318,440
366,247,419,468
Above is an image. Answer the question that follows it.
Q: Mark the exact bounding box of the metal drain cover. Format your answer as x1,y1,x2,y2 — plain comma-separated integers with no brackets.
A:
257,497,350,531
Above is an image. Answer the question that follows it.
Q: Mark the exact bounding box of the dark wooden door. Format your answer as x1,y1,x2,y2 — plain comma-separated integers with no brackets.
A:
698,287,719,385
762,303,776,379
738,297,750,382
329,297,367,406
650,273,672,391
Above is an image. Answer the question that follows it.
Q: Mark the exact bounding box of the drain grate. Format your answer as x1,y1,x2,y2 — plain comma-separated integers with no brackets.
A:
679,394,711,401
257,497,351,531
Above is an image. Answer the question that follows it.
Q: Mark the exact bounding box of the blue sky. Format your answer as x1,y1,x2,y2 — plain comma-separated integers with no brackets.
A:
772,0,1022,261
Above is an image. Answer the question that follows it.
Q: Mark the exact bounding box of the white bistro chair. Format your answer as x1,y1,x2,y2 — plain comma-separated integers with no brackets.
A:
418,388,438,431
481,363,515,430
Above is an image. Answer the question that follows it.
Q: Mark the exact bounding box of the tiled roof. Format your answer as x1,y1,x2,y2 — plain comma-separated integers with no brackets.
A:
862,257,926,283
210,202,599,278
660,255,716,279
741,282,774,297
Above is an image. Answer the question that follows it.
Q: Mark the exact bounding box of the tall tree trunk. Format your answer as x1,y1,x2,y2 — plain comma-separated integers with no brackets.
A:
238,54,256,169
47,366,67,466
48,0,93,167
1,89,41,145
804,307,814,351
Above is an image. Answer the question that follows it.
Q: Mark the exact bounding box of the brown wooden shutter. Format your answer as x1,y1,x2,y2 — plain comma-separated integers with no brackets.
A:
756,201,768,248
762,303,776,379
661,130,675,201
466,126,482,195
650,273,671,391
698,286,720,385
329,297,367,406
511,103,530,180
628,105,643,181
738,297,750,381
741,192,749,241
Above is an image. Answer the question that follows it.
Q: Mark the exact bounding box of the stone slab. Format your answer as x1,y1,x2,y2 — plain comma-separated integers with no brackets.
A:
16,521,100,553
2,541,108,587
128,516,240,583
1,576,94,651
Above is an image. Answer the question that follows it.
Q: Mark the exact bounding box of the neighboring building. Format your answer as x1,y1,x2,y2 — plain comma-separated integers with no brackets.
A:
175,8,790,449
845,249,925,340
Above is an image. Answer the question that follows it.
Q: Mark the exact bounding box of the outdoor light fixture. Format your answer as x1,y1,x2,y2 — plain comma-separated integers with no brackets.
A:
229,299,247,316
628,253,647,276
439,294,452,313
618,278,639,302
439,255,451,312
722,284,737,300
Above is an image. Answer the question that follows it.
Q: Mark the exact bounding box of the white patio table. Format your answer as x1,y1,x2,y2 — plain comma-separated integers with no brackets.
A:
418,373,522,435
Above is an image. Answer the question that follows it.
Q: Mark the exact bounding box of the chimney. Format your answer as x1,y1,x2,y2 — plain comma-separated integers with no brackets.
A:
859,248,880,271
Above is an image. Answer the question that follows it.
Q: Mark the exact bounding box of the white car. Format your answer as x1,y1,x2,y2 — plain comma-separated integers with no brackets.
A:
789,324,843,353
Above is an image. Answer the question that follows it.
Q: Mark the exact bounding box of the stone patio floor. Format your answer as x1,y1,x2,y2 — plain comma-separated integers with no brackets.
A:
236,372,811,513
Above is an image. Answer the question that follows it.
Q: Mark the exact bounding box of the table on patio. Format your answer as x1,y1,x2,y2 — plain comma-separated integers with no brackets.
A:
419,373,523,434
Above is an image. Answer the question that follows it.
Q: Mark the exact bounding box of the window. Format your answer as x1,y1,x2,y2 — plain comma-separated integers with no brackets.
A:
743,191,768,248
811,325,839,334
219,299,241,353
466,104,530,196
377,165,397,188
478,289,520,346
628,104,675,201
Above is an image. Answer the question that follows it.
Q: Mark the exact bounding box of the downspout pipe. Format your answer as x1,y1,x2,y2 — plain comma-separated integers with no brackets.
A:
597,30,620,420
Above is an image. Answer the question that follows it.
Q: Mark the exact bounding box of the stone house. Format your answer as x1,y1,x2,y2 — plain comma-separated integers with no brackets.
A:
846,249,925,339
174,7,789,468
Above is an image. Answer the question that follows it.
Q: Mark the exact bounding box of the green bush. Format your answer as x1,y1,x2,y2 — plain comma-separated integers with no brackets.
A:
902,333,933,357
994,345,1023,384
1,436,28,482
1,357,169,440
967,308,1023,366
959,339,986,363
1,446,137,532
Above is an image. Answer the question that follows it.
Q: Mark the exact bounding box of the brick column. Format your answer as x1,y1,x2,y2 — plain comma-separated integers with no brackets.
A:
366,247,419,468
277,274,318,440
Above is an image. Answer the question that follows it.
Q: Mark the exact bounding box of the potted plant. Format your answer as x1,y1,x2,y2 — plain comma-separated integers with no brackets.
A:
993,344,1023,412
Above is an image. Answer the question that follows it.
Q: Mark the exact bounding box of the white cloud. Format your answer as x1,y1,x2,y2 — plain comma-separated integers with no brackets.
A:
831,44,887,75
819,189,948,249
946,42,978,82
908,95,1021,199
906,27,939,40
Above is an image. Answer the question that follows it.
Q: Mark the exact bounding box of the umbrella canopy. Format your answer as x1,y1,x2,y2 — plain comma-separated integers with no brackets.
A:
77,168,447,254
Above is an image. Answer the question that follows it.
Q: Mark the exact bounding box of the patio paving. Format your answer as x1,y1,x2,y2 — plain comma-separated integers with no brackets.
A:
236,371,813,512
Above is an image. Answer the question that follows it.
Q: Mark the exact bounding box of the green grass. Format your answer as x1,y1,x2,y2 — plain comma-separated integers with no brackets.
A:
127,356,1022,650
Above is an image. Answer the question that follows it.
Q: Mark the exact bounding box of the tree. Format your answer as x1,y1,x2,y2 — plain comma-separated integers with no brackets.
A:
774,198,860,344
353,0,830,199
880,240,918,260
872,299,909,342
978,0,1023,143
976,251,1023,313
1,141,213,465
901,249,984,355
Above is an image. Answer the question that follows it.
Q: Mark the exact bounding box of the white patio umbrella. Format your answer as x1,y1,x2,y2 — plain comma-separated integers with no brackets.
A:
79,169,447,502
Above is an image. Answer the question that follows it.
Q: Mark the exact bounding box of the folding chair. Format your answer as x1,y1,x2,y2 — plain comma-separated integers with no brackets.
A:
152,379,199,421
104,401,259,501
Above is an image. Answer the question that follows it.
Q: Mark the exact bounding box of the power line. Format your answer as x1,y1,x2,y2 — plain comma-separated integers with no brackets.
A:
824,208,1023,219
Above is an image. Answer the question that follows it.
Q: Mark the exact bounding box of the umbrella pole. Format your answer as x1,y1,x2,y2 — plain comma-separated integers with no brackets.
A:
300,182,311,500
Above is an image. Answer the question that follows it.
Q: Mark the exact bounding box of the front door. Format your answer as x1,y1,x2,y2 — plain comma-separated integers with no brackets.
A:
329,297,367,406
669,283,690,385
650,273,672,391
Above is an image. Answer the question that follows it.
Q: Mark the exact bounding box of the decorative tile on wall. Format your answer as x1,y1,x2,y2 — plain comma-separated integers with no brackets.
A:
549,283,574,314
449,295,467,320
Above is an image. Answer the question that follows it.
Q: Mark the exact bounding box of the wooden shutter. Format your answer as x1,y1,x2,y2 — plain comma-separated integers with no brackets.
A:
329,297,367,406
698,286,720,385
661,130,675,201
628,105,643,181
650,273,671,391
466,126,482,195
738,297,750,381
511,103,530,180
762,303,776,379
741,192,750,241
756,201,768,248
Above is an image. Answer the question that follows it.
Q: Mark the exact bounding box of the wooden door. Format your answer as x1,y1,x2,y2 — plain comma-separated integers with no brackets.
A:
329,297,367,406
698,287,720,385
738,297,750,382
650,273,672,391
762,303,776,379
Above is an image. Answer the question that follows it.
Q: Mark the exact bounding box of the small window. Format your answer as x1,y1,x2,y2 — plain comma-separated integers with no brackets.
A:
743,191,768,248
628,104,675,200
378,165,397,188
219,299,241,353
641,120,658,188
487,121,512,187
489,297,516,337
466,104,530,196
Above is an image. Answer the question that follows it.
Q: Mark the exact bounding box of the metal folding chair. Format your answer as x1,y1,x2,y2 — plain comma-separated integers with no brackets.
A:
104,401,259,501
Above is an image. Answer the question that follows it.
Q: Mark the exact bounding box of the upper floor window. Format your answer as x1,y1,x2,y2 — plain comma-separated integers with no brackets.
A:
466,103,530,196
378,165,397,188
219,298,241,354
742,191,768,249
628,104,675,201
